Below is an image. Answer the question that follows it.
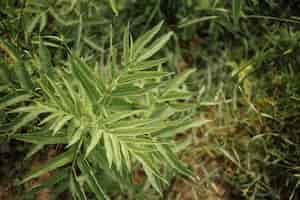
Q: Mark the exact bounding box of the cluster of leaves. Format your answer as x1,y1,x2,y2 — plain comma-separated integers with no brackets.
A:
0,19,209,198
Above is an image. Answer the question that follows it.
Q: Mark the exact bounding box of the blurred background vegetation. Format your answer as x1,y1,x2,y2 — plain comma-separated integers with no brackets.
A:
1,0,300,199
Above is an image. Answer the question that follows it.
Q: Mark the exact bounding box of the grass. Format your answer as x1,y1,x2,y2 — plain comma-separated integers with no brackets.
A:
1,0,300,199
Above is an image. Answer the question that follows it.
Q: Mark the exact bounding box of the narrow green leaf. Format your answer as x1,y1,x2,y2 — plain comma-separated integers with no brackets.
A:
109,0,119,16
129,34,134,61
173,135,193,153
49,115,65,132
71,60,98,104
120,137,162,145
105,110,145,124
85,130,102,158
106,97,136,112
156,144,192,177
157,119,212,138
38,78,61,106
104,133,114,168
159,90,193,102
133,21,163,58
15,62,34,91
123,24,130,64
61,75,77,107
39,112,61,125
83,37,105,53
164,68,196,93
70,171,87,200
111,135,122,172
75,15,83,54
178,16,219,28
70,57,104,104
39,12,47,32
127,144,158,152
25,14,40,41
77,157,107,199
13,132,68,144
25,144,44,160
135,152,167,186
68,127,83,147
112,126,165,137
38,39,53,76
32,40,62,48
108,118,156,131
12,112,41,133
219,147,240,167
49,8,79,26
46,76,72,110
144,167,162,195
109,25,117,79
119,71,171,85
121,143,131,170
21,148,74,183
169,102,195,111
149,105,176,120
137,32,173,62
52,115,73,135
232,0,242,24
112,84,157,97
0,92,31,110
9,105,45,114
130,58,168,71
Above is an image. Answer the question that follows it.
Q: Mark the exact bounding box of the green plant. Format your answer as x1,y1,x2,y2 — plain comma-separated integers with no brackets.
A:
2,0,300,199
0,22,209,199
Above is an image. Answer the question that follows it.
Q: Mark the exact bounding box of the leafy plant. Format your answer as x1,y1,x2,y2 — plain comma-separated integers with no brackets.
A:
2,0,300,199
0,22,207,198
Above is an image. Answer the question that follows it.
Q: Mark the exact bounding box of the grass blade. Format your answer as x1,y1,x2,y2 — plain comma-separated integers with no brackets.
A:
21,148,74,183
178,16,219,28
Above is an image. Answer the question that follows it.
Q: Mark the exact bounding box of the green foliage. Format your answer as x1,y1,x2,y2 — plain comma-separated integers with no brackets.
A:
0,22,200,198
1,0,300,199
